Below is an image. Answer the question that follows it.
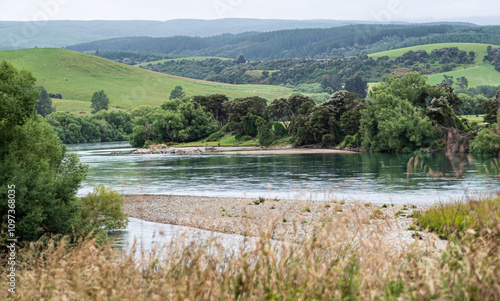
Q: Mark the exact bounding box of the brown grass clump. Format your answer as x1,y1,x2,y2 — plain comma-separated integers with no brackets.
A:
2,196,500,300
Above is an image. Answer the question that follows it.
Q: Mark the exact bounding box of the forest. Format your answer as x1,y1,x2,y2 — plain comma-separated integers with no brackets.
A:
68,24,496,61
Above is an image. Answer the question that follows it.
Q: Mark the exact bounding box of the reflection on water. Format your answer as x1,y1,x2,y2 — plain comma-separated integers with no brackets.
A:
69,142,500,205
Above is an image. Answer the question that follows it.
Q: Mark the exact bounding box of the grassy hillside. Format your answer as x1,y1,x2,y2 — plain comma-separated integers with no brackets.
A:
370,43,500,87
0,48,294,110
369,43,496,64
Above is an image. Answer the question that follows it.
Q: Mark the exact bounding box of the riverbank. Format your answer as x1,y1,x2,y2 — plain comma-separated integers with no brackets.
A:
123,194,446,251
131,145,356,155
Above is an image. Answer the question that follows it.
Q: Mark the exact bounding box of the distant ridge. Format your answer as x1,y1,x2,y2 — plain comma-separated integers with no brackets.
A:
0,18,476,50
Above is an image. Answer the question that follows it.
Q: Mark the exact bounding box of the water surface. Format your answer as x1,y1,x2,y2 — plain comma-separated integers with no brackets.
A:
69,142,499,205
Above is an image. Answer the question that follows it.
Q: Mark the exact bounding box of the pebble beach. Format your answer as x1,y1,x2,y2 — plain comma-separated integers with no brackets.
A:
123,194,447,252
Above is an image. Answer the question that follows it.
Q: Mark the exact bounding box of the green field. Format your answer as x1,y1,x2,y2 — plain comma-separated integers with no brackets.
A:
369,43,500,87
460,114,485,123
0,48,294,110
135,56,233,67
426,64,500,87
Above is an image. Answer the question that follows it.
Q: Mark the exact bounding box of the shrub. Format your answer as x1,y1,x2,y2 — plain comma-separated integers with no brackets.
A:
79,185,129,231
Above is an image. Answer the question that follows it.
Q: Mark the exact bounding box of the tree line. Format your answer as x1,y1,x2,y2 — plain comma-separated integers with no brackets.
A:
71,24,474,61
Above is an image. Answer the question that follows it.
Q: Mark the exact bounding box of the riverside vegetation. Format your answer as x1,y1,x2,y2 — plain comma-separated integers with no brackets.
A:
2,59,500,300
41,70,500,154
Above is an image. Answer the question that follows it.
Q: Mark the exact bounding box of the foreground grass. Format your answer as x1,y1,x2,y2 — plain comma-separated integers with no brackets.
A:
415,193,500,239
2,194,500,300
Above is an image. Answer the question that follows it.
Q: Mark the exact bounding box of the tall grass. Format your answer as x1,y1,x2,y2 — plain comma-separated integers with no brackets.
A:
2,194,500,300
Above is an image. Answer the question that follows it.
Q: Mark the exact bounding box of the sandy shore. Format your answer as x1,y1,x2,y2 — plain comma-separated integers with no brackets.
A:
123,194,446,252
132,146,356,155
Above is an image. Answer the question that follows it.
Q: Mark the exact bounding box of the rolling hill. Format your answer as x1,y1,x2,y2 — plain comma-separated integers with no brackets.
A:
0,48,294,111
370,43,500,87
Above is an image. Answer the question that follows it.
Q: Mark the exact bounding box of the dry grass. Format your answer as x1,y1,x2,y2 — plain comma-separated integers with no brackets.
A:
2,194,500,300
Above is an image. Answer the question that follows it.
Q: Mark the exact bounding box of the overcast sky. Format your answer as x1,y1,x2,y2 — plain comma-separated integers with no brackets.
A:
1,0,499,24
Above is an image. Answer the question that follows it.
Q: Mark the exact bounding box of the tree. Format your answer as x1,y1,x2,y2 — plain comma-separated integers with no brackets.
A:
193,94,228,124
440,75,454,87
321,74,342,92
344,74,368,98
79,185,128,231
236,55,247,64
482,90,500,124
36,86,55,117
360,92,437,153
169,85,186,100
90,90,109,114
0,61,88,241
224,96,268,136
457,76,469,89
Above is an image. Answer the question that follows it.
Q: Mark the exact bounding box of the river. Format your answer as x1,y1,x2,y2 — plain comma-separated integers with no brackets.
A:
69,141,499,206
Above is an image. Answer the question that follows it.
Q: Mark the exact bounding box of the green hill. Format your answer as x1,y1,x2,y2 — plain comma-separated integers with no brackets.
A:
0,48,294,111
370,43,500,87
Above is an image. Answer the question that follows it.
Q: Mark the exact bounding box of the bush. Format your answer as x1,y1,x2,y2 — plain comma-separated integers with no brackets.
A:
206,131,224,142
273,122,288,137
469,127,500,154
79,185,128,231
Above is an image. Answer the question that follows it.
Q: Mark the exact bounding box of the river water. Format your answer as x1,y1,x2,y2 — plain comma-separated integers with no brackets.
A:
69,141,499,206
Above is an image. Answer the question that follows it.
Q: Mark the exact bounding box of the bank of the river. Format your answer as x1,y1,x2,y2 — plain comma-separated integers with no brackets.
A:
123,195,446,251
131,145,356,155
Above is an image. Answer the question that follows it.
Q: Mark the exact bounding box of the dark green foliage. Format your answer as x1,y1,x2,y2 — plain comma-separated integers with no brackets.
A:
272,122,288,137
90,90,109,114
457,93,488,115
236,55,246,64
426,96,464,129
469,127,500,154
0,60,38,141
130,125,147,148
241,113,262,137
205,131,224,142
225,96,268,136
457,76,469,89
47,110,134,144
482,90,500,124
131,98,217,144
371,72,464,130
344,75,368,98
0,62,87,241
169,85,186,100
257,120,277,146
455,85,500,99
360,92,438,153
36,86,55,117
193,94,228,124
294,105,340,146
484,46,500,72
71,24,465,61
